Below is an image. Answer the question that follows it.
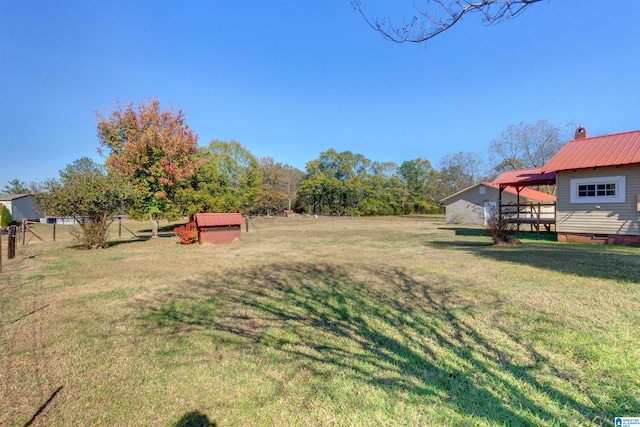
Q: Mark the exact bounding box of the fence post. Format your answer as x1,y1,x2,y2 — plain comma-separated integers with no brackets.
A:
0,227,3,273
8,225,16,259
21,220,26,245
53,222,56,242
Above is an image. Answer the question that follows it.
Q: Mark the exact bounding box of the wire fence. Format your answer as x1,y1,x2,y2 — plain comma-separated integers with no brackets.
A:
0,215,449,272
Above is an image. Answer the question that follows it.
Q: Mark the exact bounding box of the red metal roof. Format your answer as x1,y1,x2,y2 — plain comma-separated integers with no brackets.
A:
483,182,556,201
542,130,640,172
490,168,556,187
195,213,245,227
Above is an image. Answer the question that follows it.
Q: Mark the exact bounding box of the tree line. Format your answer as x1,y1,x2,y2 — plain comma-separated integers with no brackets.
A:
2,99,566,248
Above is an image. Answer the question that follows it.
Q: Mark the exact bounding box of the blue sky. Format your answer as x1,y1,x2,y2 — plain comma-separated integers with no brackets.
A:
1,0,639,187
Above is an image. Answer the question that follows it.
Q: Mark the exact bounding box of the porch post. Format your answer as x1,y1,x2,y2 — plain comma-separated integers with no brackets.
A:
516,187,522,231
498,185,504,227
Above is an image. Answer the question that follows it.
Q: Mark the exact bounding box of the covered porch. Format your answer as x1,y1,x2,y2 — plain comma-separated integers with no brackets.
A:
491,168,557,233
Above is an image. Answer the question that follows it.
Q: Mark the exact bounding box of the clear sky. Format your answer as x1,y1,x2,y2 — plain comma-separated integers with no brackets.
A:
1,0,639,187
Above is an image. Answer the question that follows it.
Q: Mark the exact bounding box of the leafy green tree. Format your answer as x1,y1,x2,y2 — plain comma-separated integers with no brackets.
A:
33,159,132,249
59,157,102,180
255,157,304,216
176,140,260,217
281,164,305,212
2,178,30,194
382,174,410,215
255,157,285,216
0,204,11,228
398,158,439,214
297,168,342,215
97,99,200,238
366,161,407,215
299,149,361,214
298,150,408,216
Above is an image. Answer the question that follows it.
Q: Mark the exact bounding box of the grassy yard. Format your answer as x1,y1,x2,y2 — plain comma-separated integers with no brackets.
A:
1,216,639,426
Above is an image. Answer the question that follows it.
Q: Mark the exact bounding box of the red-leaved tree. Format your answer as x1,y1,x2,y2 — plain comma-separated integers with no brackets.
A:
97,99,200,238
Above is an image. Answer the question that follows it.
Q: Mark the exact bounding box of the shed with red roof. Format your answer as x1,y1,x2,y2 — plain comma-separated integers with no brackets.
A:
195,213,245,245
440,182,555,226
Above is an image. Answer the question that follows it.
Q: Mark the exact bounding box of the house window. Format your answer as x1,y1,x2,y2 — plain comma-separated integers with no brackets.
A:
570,176,625,203
577,183,616,197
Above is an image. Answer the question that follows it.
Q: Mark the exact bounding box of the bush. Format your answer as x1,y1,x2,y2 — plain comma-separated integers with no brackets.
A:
33,158,133,249
69,220,112,249
174,221,198,244
485,210,519,245
0,205,11,229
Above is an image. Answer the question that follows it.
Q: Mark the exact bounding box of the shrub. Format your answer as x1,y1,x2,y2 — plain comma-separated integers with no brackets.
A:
68,219,115,249
485,210,519,245
174,221,198,244
0,205,11,229
33,158,133,249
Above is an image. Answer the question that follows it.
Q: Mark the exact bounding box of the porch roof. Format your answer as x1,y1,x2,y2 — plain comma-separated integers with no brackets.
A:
491,168,556,187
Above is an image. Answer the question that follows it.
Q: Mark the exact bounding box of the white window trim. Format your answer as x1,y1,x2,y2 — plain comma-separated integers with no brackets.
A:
570,175,626,204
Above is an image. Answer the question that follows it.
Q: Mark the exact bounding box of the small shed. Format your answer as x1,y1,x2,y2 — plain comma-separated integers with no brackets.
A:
195,213,244,245
284,210,295,217
440,182,556,225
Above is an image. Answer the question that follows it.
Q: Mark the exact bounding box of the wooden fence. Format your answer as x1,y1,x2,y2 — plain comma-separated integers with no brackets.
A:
0,220,45,273
501,202,556,233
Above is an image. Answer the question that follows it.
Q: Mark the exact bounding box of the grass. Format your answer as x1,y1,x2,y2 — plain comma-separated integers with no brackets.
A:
1,216,639,426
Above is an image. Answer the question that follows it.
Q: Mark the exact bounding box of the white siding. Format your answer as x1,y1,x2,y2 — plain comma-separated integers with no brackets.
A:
445,186,524,225
446,198,486,224
556,166,640,236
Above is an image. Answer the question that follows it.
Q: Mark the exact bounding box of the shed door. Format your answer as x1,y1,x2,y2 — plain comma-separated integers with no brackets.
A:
484,202,497,226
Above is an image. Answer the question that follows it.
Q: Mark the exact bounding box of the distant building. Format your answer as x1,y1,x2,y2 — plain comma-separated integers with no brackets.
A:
0,194,43,222
440,182,555,225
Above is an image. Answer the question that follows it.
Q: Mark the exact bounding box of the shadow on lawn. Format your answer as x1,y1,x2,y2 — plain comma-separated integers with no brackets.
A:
174,410,217,427
142,263,634,425
430,240,640,283
438,226,489,237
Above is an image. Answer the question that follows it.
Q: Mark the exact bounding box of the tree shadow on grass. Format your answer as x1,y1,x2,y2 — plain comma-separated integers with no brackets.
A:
174,411,217,427
103,237,149,248
66,236,154,250
430,239,640,283
139,224,183,234
438,226,489,237
103,232,179,248
515,231,557,242
140,263,634,425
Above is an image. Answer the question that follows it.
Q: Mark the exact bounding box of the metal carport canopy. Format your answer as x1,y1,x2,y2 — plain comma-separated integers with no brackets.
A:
491,168,556,188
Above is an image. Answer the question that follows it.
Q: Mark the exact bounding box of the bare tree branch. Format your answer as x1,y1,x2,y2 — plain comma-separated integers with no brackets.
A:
352,0,544,43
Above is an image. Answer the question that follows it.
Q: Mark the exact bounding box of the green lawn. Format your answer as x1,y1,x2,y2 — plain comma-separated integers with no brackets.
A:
1,216,639,426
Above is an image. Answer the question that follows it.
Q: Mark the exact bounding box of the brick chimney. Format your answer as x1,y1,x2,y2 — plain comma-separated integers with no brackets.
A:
575,125,588,140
